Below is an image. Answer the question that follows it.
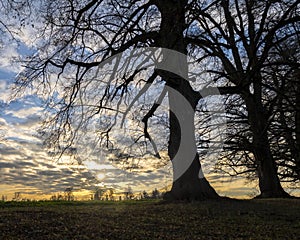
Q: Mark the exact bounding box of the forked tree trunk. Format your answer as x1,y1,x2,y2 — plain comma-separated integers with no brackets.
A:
156,0,219,200
165,87,219,200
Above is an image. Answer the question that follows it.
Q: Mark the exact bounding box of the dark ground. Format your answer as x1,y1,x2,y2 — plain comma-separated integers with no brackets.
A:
0,199,299,239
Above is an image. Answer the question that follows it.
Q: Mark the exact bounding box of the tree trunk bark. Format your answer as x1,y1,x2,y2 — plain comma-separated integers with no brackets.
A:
156,0,219,200
245,94,290,198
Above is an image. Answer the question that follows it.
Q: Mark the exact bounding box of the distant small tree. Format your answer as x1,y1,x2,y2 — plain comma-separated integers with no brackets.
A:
64,187,74,201
103,189,115,201
57,194,64,201
12,192,21,201
108,189,114,201
1,195,7,201
50,194,57,201
125,187,134,200
151,188,160,199
142,191,149,199
94,188,106,201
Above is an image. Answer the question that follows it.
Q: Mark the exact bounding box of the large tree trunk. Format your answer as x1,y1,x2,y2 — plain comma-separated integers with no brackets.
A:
164,81,219,200
295,70,300,178
278,69,300,180
156,0,219,200
245,93,290,198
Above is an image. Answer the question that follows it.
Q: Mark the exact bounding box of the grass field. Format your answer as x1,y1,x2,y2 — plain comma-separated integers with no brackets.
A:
0,199,299,239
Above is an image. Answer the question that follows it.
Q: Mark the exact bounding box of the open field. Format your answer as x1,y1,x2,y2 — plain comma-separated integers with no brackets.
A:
0,199,299,239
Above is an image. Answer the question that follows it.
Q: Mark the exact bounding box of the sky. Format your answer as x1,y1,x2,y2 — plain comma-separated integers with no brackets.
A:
0,40,269,201
0,13,298,201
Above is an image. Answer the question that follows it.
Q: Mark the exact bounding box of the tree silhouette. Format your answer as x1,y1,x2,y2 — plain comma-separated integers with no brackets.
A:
1,195,7,201
268,39,300,183
12,192,21,201
14,0,220,200
151,188,160,199
186,0,299,197
9,0,300,199
94,188,106,201
124,186,134,200
64,187,74,201
212,8,300,191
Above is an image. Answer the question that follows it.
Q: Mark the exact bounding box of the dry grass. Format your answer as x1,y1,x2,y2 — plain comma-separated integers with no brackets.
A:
0,199,299,239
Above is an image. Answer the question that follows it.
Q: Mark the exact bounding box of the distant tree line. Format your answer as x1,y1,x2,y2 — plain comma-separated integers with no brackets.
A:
92,187,163,201
50,187,75,201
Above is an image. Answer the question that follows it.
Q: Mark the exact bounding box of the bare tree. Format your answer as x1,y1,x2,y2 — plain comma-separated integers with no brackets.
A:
214,23,300,188
11,0,299,199
93,188,106,201
1,195,7,201
151,188,160,199
14,0,221,200
124,186,134,200
64,187,74,201
12,192,21,201
186,0,299,197
267,39,300,183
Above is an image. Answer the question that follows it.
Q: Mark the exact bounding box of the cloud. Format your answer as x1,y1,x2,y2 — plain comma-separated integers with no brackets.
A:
0,43,19,72
0,79,261,200
0,30,272,200
1,99,102,199
0,145,99,196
